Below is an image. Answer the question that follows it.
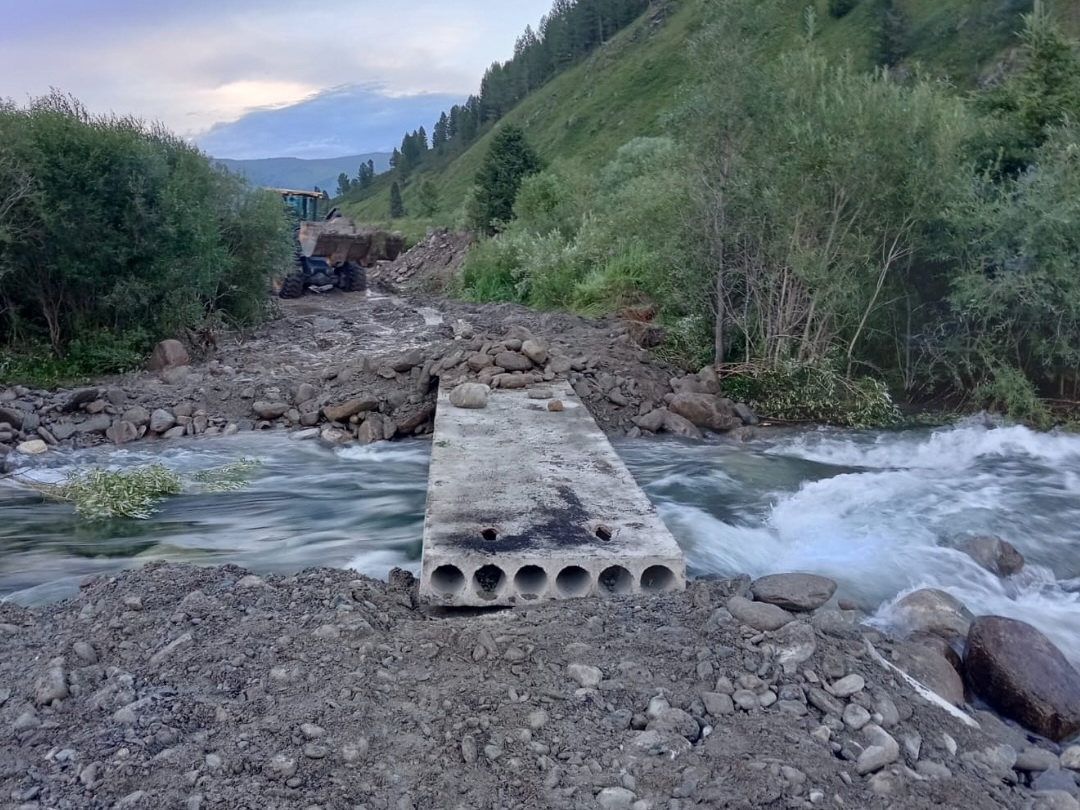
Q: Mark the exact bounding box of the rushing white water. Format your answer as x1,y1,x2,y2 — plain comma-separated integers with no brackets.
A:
4,421,1079,664
617,420,1080,664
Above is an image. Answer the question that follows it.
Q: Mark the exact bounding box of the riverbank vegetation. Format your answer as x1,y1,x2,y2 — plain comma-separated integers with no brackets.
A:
454,1,1080,426
0,93,292,386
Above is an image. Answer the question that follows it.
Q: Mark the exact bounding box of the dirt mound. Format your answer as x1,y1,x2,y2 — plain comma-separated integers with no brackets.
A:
0,562,1040,810
372,228,475,293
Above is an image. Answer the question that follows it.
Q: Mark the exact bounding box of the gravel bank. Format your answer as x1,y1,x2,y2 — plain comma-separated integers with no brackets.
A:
2,562,1071,810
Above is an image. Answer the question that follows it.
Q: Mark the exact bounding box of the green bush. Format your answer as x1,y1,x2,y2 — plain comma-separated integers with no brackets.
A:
459,236,524,301
723,359,901,427
972,365,1054,429
0,92,292,377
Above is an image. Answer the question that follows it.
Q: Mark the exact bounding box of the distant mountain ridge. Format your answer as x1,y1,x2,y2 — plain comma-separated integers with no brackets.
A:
215,153,392,193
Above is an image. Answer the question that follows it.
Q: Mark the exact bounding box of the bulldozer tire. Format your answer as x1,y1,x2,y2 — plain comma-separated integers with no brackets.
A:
279,272,305,299
339,262,367,293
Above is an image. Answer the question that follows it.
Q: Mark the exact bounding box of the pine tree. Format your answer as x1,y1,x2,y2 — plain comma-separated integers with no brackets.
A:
974,3,1080,176
472,124,542,234
336,172,353,197
389,181,406,218
433,113,449,149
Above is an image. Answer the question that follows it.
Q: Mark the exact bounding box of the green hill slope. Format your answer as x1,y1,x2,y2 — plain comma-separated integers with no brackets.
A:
339,0,1077,228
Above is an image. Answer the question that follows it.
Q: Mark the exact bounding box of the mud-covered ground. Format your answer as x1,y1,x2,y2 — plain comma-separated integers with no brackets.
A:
2,562,1065,810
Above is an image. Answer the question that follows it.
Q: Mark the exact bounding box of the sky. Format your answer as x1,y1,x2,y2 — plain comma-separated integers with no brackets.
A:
0,0,554,159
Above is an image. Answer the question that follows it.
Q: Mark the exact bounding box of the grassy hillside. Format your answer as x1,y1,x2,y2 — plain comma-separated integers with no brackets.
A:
338,0,1078,228
339,0,705,223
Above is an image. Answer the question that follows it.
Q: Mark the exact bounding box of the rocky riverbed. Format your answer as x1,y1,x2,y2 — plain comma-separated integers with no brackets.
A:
3,561,1079,810
2,240,1080,809
0,283,755,467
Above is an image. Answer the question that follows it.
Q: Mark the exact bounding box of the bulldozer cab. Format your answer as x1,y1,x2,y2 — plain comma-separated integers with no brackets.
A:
274,188,324,222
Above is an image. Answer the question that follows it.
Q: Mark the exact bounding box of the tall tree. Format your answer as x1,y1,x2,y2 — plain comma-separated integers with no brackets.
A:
336,172,353,197
472,124,543,234
389,181,406,218
433,113,450,150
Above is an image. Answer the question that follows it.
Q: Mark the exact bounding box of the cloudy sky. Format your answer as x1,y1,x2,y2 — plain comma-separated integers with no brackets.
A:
1,0,553,159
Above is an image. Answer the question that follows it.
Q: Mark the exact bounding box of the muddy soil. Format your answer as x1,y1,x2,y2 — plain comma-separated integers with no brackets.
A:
0,562,1058,810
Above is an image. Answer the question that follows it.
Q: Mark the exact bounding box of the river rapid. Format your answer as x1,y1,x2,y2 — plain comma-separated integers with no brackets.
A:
3,421,1078,662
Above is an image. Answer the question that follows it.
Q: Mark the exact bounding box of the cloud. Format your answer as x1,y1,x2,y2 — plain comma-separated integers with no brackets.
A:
196,85,461,159
0,1,553,156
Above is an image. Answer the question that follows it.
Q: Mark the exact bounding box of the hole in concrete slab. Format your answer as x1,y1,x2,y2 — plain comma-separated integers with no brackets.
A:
595,524,613,542
481,527,498,542
431,565,466,597
599,565,633,594
514,565,548,598
556,566,592,598
472,565,506,600
641,565,677,592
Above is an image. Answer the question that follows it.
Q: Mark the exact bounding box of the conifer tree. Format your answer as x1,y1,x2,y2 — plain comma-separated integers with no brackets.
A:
472,125,542,233
389,181,405,218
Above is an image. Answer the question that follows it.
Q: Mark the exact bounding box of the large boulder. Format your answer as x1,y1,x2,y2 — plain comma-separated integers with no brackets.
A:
891,640,965,705
449,383,489,410
148,339,190,371
105,420,139,446
891,588,973,642
494,352,532,372
149,409,177,434
661,410,702,440
633,409,667,433
961,535,1025,577
964,615,1080,742
751,573,837,612
727,596,795,632
253,402,289,421
667,393,740,432
75,414,112,434
0,406,24,430
323,398,378,423
16,439,48,455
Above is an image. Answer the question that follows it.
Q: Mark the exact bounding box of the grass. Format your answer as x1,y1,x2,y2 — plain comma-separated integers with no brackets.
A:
337,0,1077,234
339,0,705,224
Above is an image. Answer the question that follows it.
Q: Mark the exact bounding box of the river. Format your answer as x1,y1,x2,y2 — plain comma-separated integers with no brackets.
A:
3,421,1079,661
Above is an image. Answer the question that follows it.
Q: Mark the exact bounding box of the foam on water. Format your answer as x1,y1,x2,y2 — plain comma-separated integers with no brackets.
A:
773,420,1080,471
620,422,1080,664
5,422,1080,666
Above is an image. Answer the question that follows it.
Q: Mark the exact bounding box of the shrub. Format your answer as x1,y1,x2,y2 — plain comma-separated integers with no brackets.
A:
0,92,292,374
722,359,901,427
972,365,1054,429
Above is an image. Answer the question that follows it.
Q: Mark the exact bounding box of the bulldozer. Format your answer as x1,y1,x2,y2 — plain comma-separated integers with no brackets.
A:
274,189,406,298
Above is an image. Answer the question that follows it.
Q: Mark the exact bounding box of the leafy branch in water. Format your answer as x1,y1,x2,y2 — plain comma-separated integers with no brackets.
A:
191,458,262,492
51,464,182,520
720,360,901,428
23,458,262,520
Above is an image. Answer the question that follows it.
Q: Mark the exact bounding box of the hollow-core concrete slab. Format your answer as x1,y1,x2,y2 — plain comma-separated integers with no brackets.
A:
420,381,685,606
